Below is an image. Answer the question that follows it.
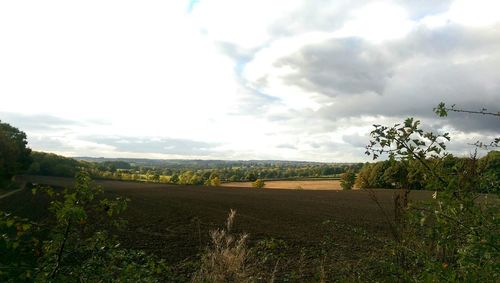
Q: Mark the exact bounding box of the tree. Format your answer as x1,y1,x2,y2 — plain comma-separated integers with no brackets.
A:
169,174,179,184
0,121,32,182
252,179,265,189
340,169,356,190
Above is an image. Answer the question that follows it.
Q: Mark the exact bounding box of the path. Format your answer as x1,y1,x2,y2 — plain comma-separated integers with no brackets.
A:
0,181,26,199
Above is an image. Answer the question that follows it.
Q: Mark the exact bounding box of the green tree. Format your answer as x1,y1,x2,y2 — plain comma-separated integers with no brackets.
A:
340,170,356,190
0,121,32,183
169,174,179,184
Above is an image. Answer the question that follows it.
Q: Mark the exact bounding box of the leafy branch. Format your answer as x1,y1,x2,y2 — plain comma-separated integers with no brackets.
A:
365,117,450,187
434,102,500,118
434,102,499,149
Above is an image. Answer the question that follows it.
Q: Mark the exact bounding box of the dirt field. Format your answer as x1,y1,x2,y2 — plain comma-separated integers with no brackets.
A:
222,179,344,190
1,176,434,279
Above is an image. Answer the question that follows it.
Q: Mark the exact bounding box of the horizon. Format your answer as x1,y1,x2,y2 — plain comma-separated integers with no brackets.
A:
1,0,499,162
73,155,360,164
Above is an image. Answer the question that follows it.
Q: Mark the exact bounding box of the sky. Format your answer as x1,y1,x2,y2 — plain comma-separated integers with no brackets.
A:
1,0,499,162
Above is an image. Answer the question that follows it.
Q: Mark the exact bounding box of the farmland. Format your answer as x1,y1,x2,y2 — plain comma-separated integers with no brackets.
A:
222,179,344,190
1,175,435,280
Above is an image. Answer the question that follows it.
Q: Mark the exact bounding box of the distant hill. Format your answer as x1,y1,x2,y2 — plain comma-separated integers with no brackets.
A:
73,157,358,169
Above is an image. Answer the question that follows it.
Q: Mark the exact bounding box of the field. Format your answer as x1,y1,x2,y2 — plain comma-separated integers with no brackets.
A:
222,179,344,190
1,176,434,279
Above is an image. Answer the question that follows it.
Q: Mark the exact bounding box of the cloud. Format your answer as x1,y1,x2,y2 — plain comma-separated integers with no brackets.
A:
244,21,500,136
83,136,221,156
278,37,393,96
342,133,370,148
276,144,297,150
1,1,499,162
402,1,453,19
0,112,84,132
28,136,76,152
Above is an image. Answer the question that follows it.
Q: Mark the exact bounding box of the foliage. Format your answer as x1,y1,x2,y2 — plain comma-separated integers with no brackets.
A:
363,108,500,281
85,158,360,184
0,171,171,282
0,121,32,182
339,169,356,190
204,172,221,187
28,151,86,178
252,179,265,189
0,210,37,281
356,153,499,192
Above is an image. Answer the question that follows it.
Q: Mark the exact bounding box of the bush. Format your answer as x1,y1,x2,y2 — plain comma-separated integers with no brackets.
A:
252,179,265,189
0,171,171,282
340,170,356,190
363,112,500,281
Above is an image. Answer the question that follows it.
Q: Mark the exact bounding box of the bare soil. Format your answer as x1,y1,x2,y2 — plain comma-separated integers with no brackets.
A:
2,176,434,279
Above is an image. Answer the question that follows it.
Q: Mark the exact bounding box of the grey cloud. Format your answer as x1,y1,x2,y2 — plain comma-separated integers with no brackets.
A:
342,133,369,148
391,24,500,59
0,112,83,132
267,23,500,135
29,136,75,152
84,136,220,156
276,144,297,150
278,37,394,96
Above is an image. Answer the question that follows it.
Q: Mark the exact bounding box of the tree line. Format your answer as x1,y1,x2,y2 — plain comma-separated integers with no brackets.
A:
354,152,499,192
24,151,361,185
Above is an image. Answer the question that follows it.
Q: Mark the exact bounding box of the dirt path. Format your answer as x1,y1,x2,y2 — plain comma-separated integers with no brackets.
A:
0,188,23,199
0,181,26,199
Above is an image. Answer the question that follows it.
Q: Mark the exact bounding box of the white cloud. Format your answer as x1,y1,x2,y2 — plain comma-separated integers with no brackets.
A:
422,0,500,28
190,0,302,48
334,2,415,42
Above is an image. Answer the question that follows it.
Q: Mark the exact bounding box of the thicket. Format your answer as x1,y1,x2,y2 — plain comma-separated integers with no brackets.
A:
1,172,172,282
355,104,500,281
356,151,499,192
0,120,31,187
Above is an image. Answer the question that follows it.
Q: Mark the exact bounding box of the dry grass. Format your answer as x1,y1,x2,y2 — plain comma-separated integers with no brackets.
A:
192,209,254,283
222,180,346,190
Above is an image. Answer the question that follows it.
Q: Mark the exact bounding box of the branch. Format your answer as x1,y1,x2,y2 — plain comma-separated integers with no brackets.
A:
49,219,71,279
445,107,500,117
434,102,500,118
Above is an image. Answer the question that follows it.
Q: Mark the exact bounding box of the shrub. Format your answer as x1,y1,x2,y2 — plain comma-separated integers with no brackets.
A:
363,112,500,281
252,179,265,189
0,171,171,282
340,170,356,190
